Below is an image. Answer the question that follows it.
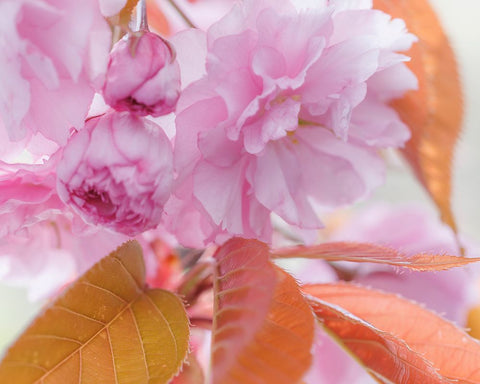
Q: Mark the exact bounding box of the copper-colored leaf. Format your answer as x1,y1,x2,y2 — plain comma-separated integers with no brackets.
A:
307,297,450,384
171,353,205,384
146,0,171,35
0,241,190,384
211,238,315,384
373,0,463,232
304,283,480,384
467,305,480,339
272,242,479,271
467,305,480,340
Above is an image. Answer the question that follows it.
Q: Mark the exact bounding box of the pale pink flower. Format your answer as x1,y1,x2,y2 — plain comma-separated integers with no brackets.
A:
157,0,235,33
171,0,417,245
0,157,65,238
0,218,128,300
57,111,174,236
102,32,181,117
0,157,129,299
98,0,127,17
0,0,111,145
304,327,374,384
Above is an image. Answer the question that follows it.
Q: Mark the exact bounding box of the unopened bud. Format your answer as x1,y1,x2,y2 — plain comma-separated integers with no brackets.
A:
103,32,181,117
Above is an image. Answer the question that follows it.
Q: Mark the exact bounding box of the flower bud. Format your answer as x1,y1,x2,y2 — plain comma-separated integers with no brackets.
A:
102,32,181,116
57,111,173,236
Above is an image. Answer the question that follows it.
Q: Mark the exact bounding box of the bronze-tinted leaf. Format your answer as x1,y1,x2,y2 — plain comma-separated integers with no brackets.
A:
467,305,480,340
273,242,479,271
0,241,190,384
307,296,451,384
211,238,315,384
304,283,480,384
146,0,171,35
171,353,205,384
373,0,463,233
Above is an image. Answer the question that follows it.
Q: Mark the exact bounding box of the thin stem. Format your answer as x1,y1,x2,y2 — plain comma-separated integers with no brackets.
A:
136,0,149,31
166,0,197,28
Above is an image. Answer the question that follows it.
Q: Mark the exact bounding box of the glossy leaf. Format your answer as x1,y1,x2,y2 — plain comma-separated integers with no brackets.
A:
211,238,315,384
272,242,479,271
0,241,190,384
304,283,480,384
373,0,463,232
307,297,450,384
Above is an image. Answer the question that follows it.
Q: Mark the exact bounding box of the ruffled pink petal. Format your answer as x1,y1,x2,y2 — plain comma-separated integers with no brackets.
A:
0,0,110,144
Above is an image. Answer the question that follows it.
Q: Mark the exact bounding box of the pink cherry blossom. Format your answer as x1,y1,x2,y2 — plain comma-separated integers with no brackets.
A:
0,0,111,145
103,31,181,117
304,326,374,384
0,156,129,299
0,157,65,238
0,150,173,299
57,111,174,236
171,0,417,245
98,0,127,17
0,218,128,300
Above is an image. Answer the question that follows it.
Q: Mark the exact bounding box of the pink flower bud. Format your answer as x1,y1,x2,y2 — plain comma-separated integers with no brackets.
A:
102,32,181,117
57,111,173,236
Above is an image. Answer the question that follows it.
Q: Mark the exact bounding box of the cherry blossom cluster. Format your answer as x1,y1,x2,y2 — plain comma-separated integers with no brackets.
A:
0,0,418,295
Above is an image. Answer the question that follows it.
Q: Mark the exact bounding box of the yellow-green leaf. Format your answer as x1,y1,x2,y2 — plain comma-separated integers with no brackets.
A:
0,241,190,384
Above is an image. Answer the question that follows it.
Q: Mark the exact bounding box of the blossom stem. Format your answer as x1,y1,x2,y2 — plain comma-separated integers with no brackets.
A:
136,0,149,31
166,0,197,28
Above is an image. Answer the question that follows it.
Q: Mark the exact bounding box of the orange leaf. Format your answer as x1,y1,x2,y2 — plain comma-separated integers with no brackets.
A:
467,305,480,340
146,0,171,35
373,0,463,233
171,353,205,384
307,297,450,384
304,283,480,384
0,241,190,384
211,238,315,384
272,242,479,271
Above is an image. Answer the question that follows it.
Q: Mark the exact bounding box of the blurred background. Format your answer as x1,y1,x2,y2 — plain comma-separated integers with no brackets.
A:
0,0,479,352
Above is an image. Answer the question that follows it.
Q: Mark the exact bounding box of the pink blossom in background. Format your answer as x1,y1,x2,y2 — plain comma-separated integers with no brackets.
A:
98,0,127,17
330,204,478,325
171,0,417,246
0,158,65,238
153,0,235,34
0,219,128,301
0,156,128,299
304,327,374,384
0,0,111,145
103,32,181,117
57,111,174,236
